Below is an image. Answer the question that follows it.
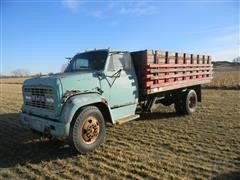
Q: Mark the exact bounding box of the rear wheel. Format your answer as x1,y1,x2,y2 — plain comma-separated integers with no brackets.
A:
175,89,198,115
71,106,106,154
184,89,198,115
174,97,184,114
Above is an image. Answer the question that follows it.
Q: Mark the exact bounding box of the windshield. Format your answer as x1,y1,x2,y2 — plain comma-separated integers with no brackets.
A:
64,51,108,72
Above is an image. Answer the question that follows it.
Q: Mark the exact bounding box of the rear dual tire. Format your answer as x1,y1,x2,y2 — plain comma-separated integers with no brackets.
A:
175,89,198,115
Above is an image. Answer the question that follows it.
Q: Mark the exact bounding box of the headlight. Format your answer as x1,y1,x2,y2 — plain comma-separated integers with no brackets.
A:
46,97,54,103
25,95,32,101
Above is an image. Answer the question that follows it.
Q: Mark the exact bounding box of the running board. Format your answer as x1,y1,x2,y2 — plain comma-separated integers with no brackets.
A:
116,115,140,125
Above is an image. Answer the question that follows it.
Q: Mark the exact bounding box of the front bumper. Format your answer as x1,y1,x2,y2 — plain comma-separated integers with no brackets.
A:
21,113,69,137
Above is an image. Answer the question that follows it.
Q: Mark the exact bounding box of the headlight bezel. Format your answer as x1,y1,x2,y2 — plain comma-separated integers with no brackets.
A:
25,95,32,101
45,97,54,104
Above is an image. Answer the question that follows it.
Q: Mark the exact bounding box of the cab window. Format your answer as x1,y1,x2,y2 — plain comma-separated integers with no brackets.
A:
107,53,131,72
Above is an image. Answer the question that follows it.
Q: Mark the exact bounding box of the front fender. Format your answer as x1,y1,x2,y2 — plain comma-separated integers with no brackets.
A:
60,93,111,136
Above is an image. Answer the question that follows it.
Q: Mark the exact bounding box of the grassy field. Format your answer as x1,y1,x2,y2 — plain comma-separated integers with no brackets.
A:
0,69,240,179
203,67,240,89
0,77,26,84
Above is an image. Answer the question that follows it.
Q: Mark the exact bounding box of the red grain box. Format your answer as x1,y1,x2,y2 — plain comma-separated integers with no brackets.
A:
184,53,191,64
202,55,206,77
155,50,167,83
155,50,166,64
157,72,165,84
184,53,191,80
176,52,184,81
197,55,204,78
198,55,203,64
166,52,175,82
191,54,198,79
203,55,207,64
191,54,198,64
208,56,212,64
177,53,184,64
167,51,176,64
145,50,155,63
131,49,212,95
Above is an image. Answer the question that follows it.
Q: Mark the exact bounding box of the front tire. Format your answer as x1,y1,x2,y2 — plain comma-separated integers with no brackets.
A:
71,106,106,154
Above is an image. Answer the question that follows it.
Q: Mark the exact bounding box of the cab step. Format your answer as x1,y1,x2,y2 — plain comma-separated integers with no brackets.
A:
116,114,140,125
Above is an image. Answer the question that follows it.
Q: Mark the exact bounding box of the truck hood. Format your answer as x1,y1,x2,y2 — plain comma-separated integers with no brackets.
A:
24,71,100,94
57,71,100,94
22,72,100,119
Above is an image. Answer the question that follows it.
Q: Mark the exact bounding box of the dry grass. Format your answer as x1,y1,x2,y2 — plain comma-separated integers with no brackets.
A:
0,77,26,84
0,82,240,179
203,67,240,89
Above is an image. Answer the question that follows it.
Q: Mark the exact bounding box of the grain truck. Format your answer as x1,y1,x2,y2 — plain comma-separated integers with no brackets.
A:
21,49,213,153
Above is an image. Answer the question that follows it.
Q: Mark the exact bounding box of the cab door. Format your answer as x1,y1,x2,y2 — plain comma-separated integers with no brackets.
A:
105,52,138,110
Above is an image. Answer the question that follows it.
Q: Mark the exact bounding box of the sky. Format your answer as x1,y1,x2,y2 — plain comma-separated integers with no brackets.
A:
1,0,239,75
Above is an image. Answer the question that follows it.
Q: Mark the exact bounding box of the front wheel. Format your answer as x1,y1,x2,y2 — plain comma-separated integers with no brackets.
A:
71,106,106,154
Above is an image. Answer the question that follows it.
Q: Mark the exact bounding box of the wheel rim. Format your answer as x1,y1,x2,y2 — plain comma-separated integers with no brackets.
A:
188,94,197,109
80,116,100,144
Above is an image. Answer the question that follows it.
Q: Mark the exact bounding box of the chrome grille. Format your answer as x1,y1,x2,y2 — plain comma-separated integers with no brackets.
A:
24,87,54,110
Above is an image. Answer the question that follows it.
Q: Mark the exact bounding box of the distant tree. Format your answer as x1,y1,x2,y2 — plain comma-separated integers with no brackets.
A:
33,72,42,77
11,69,30,77
48,72,54,75
232,57,240,63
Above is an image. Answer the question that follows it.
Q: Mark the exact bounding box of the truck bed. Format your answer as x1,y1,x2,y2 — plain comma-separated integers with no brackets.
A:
131,50,213,96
